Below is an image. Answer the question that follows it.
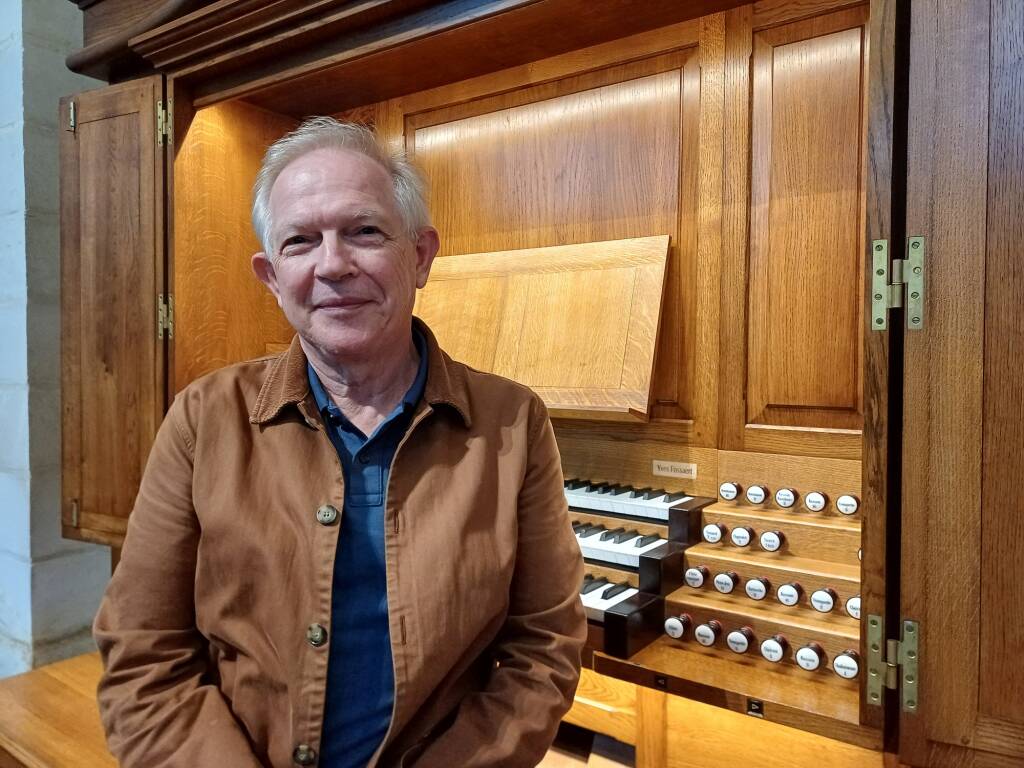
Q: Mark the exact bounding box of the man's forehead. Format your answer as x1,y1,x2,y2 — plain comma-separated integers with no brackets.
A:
273,147,391,198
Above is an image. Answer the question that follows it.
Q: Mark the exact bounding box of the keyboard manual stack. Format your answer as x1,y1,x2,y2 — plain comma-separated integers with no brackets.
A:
564,479,714,658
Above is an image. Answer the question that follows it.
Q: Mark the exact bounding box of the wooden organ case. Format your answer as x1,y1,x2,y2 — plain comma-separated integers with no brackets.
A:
59,0,1024,766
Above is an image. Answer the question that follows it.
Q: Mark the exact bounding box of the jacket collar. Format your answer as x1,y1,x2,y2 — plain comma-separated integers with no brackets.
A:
249,317,472,428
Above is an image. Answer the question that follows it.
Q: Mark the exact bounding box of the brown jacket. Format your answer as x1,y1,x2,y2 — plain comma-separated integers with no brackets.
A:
93,321,586,767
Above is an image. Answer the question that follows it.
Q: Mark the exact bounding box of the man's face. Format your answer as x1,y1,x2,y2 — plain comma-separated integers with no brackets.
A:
252,147,438,362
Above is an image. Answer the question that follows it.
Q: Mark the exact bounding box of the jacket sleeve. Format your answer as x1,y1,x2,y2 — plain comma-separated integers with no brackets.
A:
93,395,264,768
411,396,587,768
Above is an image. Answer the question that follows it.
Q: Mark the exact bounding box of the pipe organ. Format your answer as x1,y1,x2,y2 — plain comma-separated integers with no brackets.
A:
59,0,1024,765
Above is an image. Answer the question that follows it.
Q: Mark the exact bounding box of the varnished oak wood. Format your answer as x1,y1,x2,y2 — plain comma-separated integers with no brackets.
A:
717,449,862,514
747,5,868,432
858,0,899,734
415,237,670,420
563,668,638,746
685,545,861,614
60,76,166,547
977,0,1024,737
701,506,860,565
612,640,881,747
900,0,994,763
662,686,884,768
172,99,297,390
0,654,115,768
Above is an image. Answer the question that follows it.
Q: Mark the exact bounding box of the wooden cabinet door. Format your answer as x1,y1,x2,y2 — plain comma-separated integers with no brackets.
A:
899,0,1024,764
60,76,167,547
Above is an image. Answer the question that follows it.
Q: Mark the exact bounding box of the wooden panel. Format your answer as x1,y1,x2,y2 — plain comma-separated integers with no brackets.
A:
717,450,862,515
662,681,884,768
747,6,868,432
414,237,669,419
60,77,165,547
684,546,861,615
977,0,1024,731
0,654,116,768
563,668,637,745
172,99,297,391
899,0,992,762
554,422,720,499
700,507,860,565
407,57,711,422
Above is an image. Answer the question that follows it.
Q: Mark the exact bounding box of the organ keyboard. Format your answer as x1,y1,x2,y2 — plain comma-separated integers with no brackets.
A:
566,478,714,658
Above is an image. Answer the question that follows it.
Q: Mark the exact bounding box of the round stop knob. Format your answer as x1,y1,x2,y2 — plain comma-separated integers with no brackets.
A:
760,634,788,663
664,614,692,639
795,643,827,671
702,523,726,544
745,577,770,601
833,650,860,679
837,494,859,515
845,595,862,619
776,582,803,607
719,482,741,501
759,530,784,552
745,485,767,504
805,491,828,512
774,487,798,508
730,526,753,547
684,566,709,589
713,571,739,594
810,588,837,613
726,627,755,654
694,620,722,647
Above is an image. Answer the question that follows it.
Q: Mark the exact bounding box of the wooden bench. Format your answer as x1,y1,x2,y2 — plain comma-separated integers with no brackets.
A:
0,653,114,768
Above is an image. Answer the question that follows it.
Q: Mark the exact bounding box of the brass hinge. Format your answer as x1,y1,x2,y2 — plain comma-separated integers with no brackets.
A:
866,615,920,714
69,499,79,527
157,294,175,339
871,237,926,331
156,99,172,146
68,101,76,133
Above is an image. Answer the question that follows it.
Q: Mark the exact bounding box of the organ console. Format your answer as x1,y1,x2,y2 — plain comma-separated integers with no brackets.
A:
60,0,1024,763
567,479,713,658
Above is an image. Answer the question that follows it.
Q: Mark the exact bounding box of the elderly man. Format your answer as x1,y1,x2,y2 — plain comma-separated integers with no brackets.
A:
93,118,586,767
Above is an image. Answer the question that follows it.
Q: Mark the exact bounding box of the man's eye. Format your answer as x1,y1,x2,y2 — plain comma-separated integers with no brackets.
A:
284,235,309,246
356,226,381,236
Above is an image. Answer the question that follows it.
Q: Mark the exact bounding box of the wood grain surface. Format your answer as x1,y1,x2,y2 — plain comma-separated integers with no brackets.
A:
0,654,115,768
60,77,165,547
172,99,297,390
415,237,669,419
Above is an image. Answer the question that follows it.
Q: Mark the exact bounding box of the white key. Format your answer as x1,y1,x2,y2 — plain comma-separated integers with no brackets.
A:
575,528,667,567
580,582,639,621
564,483,692,522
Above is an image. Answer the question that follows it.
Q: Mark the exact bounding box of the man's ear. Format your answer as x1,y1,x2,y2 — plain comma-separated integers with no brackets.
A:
413,227,440,289
252,252,283,307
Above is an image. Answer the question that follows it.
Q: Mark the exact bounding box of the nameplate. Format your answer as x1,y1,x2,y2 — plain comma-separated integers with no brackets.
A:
652,459,697,480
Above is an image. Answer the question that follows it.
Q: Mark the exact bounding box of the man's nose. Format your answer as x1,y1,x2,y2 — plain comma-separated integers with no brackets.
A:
314,233,358,280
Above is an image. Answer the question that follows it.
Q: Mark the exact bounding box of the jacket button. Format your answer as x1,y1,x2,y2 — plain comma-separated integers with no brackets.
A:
306,623,328,647
293,744,316,765
315,504,339,525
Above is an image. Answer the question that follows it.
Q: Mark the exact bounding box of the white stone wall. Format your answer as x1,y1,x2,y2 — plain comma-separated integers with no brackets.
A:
0,0,107,678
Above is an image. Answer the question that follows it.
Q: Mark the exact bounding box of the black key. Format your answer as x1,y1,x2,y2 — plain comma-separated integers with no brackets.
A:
567,479,588,490
643,488,667,500
579,525,606,538
613,529,640,544
581,577,610,595
629,487,653,499
603,582,632,599
665,492,689,503
594,484,614,495
571,521,587,532
600,527,626,541
636,534,661,547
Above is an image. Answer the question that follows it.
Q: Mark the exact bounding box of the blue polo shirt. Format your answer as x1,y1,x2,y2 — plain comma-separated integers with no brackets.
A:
309,329,428,767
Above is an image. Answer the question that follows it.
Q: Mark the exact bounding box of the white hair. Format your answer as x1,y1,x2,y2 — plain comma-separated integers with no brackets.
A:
251,117,431,257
